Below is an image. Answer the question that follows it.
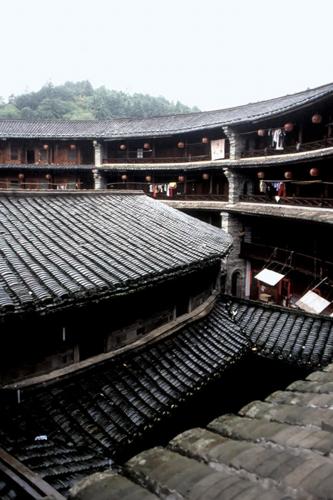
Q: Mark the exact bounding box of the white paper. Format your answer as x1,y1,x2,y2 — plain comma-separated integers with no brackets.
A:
296,291,330,314
211,139,225,160
254,269,285,287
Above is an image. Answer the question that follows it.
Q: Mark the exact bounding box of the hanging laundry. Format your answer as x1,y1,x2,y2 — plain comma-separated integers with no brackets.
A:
272,129,285,150
266,182,274,199
152,184,159,198
167,182,177,198
259,179,266,193
278,182,286,197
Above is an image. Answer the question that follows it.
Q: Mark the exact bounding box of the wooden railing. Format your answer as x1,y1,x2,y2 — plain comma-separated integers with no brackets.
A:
103,154,212,164
0,181,80,190
151,194,228,201
240,241,333,278
239,194,333,208
0,448,65,499
107,183,228,201
241,137,333,158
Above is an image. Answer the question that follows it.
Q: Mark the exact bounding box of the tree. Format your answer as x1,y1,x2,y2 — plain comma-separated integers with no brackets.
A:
0,104,21,119
0,81,199,120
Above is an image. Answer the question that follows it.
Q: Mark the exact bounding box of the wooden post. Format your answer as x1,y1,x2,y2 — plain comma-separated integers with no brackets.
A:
209,174,213,195
298,123,303,145
328,115,332,138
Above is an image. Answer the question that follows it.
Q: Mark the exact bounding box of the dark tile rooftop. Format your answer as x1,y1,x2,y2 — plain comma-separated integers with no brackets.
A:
0,163,93,171
0,82,332,139
0,299,249,494
222,202,333,224
0,191,231,316
2,296,333,495
224,296,333,367
70,362,333,500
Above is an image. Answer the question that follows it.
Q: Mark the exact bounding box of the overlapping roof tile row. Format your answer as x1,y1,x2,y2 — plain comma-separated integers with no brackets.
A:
0,82,332,139
2,296,333,495
224,296,333,366
0,192,231,316
0,301,249,494
71,363,333,499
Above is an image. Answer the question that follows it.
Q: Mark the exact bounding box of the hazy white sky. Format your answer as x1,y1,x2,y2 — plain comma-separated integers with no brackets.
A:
1,0,332,110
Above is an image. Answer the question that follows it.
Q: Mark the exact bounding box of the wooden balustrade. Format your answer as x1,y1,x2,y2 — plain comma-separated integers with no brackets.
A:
103,154,212,164
241,137,333,158
239,194,333,208
240,241,333,277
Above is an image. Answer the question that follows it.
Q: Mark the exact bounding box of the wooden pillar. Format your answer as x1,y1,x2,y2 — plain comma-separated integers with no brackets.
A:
209,174,213,195
328,115,332,138
298,124,303,145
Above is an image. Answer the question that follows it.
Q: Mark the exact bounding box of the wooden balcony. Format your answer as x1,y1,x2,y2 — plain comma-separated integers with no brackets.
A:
150,193,228,201
241,137,333,158
107,182,228,201
0,181,80,190
239,194,333,209
102,154,212,164
240,241,333,278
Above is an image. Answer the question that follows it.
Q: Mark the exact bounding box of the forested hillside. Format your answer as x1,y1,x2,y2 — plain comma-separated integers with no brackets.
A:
0,81,199,120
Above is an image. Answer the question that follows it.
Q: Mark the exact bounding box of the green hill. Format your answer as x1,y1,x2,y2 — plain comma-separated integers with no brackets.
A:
0,81,199,120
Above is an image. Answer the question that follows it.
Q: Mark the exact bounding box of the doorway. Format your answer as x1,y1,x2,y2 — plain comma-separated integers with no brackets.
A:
26,150,35,164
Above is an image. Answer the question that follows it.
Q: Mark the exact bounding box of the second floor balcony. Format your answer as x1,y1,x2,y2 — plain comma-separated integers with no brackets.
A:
241,137,333,158
102,153,212,164
106,181,228,202
239,194,333,209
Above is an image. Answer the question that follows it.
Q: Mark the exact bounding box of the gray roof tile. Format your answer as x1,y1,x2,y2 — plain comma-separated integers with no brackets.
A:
110,361,333,500
0,299,249,493
2,297,333,496
0,82,333,139
224,296,333,367
0,191,231,316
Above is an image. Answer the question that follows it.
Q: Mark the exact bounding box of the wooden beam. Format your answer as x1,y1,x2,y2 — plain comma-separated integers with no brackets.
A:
0,448,65,500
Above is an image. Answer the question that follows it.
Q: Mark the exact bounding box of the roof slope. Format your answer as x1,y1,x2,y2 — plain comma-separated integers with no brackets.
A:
0,191,231,316
79,363,333,500
2,296,333,495
0,82,333,139
0,300,249,494
224,296,333,367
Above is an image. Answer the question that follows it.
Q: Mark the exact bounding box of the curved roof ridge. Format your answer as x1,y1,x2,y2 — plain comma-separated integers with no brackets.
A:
0,82,333,138
1,81,333,124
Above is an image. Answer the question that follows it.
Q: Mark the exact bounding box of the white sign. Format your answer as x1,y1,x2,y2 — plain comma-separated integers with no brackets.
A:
211,139,225,160
296,291,330,315
254,269,285,287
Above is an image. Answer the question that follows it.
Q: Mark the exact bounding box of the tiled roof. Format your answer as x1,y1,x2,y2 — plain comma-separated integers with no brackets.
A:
0,475,20,499
224,296,333,367
0,82,333,139
96,145,333,174
0,163,94,171
0,300,249,494
0,191,231,316
222,202,333,224
84,363,333,500
2,297,333,495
